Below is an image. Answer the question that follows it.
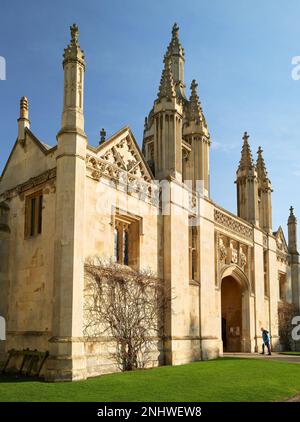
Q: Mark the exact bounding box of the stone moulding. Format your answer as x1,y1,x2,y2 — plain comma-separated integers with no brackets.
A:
6,330,49,336
276,250,290,265
1,168,56,200
218,263,254,295
49,336,84,343
86,154,159,206
214,208,253,241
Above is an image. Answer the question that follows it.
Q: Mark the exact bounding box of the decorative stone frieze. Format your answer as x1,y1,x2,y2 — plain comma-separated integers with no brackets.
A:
215,231,253,292
86,154,158,205
214,208,253,241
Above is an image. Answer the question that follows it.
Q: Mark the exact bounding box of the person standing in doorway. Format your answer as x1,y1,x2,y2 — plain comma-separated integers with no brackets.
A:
260,327,272,355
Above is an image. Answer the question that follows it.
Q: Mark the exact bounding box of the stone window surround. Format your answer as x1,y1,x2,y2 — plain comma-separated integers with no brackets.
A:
111,208,142,270
24,189,43,239
278,271,287,302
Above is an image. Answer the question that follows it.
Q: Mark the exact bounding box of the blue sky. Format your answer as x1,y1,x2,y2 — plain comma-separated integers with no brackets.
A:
0,0,299,239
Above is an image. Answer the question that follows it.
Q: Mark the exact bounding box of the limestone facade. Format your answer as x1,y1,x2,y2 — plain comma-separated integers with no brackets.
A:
0,24,299,381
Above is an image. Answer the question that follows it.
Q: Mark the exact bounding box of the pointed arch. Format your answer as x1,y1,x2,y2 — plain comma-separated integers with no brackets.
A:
220,265,252,353
219,264,251,293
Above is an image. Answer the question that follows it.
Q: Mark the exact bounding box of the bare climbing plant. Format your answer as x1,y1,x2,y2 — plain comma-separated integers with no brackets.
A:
278,301,299,350
84,258,171,371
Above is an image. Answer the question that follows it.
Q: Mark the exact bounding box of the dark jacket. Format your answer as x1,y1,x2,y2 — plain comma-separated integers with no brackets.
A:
262,330,270,344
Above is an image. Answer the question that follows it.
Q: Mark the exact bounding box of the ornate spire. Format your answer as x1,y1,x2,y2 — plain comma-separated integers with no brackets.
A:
157,55,176,100
165,23,186,99
63,23,85,67
256,146,268,180
188,79,207,127
166,23,185,57
238,132,254,171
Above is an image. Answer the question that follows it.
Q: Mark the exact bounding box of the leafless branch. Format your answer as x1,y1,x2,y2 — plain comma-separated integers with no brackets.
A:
84,257,171,371
278,301,299,350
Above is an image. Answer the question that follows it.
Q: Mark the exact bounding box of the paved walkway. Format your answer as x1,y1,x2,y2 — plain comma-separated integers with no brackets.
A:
224,352,300,364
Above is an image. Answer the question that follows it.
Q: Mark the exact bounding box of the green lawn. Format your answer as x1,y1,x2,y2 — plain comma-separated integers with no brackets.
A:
279,352,300,356
1,358,300,402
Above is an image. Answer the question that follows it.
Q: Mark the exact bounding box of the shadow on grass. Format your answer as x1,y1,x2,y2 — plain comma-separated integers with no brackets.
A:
0,357,253,385
0,374,42,383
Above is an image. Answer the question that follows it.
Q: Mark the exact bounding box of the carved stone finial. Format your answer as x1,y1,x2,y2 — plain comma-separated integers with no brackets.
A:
256,145,268,180
100,128,106,144
70,23,79,44
290,206,294,216
238,131,254,171
63,23,85,67
188,79,207,127
20,96,29,119
18,96,30,141
243,131,249,142
190,79,198,92
166,22,184,58
172,23,179,38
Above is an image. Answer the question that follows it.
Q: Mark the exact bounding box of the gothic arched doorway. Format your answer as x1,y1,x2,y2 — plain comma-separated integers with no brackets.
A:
221,276,242,352
220,265,251,353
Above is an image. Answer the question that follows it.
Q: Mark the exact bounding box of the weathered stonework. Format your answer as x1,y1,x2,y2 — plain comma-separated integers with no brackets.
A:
214,208,253,241
0,23,299,380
